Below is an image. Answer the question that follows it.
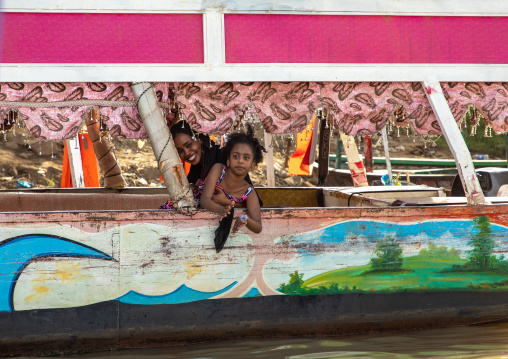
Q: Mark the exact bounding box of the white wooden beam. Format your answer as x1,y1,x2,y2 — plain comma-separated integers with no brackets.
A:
3,0,508,16
338,131,368,187
423,80,485,205
263,132,275,187
1,64,507,82
65,136,85,188
203,9,224,66
380,127,393,185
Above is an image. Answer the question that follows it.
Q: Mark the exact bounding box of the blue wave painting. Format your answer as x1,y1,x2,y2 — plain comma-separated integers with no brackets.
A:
117,282,237,305
243,287,261,298
0,234,115,312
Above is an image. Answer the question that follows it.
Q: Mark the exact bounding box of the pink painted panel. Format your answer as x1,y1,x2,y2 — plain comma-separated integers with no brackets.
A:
0,13,203,63
225,15,508,64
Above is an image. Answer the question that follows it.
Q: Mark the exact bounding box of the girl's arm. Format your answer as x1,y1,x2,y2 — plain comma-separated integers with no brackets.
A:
200,163,234,218
233,191,262,234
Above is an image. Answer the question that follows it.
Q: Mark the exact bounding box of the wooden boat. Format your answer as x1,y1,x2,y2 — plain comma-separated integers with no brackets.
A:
1,0,508,356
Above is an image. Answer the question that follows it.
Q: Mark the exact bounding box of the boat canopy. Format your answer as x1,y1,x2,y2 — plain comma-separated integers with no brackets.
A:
0,81,507,140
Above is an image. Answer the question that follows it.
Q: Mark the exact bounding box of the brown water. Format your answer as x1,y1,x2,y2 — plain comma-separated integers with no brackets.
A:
23,320,508,359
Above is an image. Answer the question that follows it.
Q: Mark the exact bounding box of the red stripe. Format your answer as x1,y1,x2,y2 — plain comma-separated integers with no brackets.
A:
1,13,204,63
225,14,508,64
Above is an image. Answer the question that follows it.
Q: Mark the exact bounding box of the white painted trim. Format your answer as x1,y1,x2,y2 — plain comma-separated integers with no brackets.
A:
1,64,507,82
65,137,85,188
423,80,485,205
203,9,225,66
2,0,508,16
381,127,393,185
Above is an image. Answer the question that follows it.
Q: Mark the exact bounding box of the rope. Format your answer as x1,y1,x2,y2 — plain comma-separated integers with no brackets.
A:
348,192,363,207
0,100,170,108
157,136,172,165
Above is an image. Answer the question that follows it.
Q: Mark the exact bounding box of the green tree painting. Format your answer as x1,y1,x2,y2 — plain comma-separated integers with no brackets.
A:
466,215,497,270
369,235,403,271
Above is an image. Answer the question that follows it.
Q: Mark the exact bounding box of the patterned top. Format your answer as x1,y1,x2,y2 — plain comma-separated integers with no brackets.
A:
159,164,253,210
214,164,254,204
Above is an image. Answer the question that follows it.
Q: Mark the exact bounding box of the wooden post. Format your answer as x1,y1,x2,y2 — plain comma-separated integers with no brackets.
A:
65,135,85,188
85,109,127,189
284,137,292,169
335,133,342,169
423,80,485,205
264,131,275,187
338,131,368,187
131,82,196,210
363,135,373,172
381,127,394,185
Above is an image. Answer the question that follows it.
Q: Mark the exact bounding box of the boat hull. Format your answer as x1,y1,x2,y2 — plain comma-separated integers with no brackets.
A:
1,201,508,355
2,291,508,355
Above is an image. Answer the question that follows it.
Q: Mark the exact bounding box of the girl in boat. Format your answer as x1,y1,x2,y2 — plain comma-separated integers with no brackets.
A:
159,120,260,210
200,125,264,236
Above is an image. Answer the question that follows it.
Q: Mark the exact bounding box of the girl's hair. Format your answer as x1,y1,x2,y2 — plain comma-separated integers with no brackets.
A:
222,125,266,164
170,120,218,179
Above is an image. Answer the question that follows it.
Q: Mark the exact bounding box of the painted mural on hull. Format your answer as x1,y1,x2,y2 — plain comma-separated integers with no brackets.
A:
0,216,507,313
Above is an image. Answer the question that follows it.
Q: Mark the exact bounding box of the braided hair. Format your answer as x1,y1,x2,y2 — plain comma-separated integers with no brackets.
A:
222,125,266,165
170,121,218,180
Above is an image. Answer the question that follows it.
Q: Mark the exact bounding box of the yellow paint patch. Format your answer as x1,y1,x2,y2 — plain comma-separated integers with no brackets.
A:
184,262,202,280
24,284,49,303
54,262,83,284
24,262,85,303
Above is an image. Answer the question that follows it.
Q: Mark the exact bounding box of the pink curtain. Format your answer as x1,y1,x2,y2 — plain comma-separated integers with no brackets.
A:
1,82,507,139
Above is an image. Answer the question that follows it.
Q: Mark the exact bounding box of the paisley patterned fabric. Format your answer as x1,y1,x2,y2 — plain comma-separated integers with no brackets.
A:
1,82,507,139
0,82,174,140
442,82,508,134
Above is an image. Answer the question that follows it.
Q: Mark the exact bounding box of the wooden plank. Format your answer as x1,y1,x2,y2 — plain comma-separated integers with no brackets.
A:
338,131,368,187
65,136,85,188
2,64,507,82
422,80,485,205
334,135,342,169
264,132,275,187
3,0,508,15
363,135,373,172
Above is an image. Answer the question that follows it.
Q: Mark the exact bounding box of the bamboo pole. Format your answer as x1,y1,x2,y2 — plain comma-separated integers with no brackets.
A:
131,82,196,210
85,109,127,189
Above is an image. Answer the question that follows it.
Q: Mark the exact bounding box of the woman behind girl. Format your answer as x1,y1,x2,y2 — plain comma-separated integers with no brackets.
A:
200,125,264,236
160,121,259,210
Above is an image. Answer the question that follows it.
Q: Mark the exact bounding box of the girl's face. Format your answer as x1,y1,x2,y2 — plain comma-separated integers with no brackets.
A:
173,133,202,165
227,143,255,177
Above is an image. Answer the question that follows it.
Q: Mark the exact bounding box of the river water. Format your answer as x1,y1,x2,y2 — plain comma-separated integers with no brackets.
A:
28,320,507,359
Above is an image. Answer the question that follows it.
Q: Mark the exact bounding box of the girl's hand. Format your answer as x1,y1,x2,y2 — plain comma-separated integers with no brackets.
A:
189,183,198,195
232,214,248,234
212,187,233,206
219,200,235,220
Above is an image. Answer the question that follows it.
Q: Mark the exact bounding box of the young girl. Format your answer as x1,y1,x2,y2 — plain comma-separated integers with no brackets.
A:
160,121,262,211
200,126,264,235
